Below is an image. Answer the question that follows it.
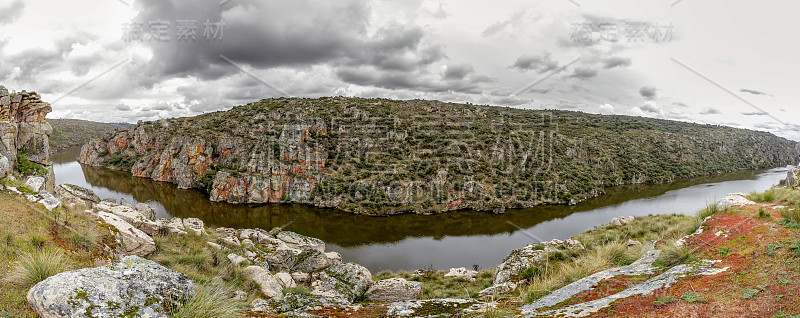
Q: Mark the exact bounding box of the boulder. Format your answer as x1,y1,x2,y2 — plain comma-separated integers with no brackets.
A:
493,240,584,285
27,256,193,318
278,293,349,313
444,267,478,281
275,272,297,288
277,231,326,252
610,216,635,227
365,278,422,302
97,202,162,236
478,282,517,297
291,272,311,283
627,239,643,247
0,154,9,179
245,266,283,300
54,184,99,207
183,217,205,236
135,202,157,220
228,253,248,267
311,263,372,302
783,167,799,188
325,251,342,265
268,248,297,270
291,250,331,272
36,191,61,211
119,197,134,208
25,176,45,192
98,212,156,257
154,218,188,235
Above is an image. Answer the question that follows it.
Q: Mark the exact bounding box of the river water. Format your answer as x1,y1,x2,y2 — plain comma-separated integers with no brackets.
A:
52,147,790,272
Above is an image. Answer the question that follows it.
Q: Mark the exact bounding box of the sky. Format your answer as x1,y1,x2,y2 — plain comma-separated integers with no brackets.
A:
1,0,799,140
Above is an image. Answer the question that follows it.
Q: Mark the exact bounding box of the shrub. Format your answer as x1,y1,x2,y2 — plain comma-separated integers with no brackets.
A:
16,153,47,176
29,234,46,249
655,244,694,267
170,284,244,318
653,296,678,306
780,208,800,223
69,228,98,251
519,267,541,280
758,207,771,219
5,248,73,287
680,291,707,303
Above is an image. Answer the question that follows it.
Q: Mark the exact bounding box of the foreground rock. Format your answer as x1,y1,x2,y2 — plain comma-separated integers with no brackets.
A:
55,184,100,207
366,278,422,302
245,266,283,300
27,256,193,318
98,212,156,256
494,239,584,285
311,263,373,302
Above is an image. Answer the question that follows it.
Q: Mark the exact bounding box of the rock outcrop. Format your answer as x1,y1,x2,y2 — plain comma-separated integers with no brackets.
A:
0,86,53,189
27,256,193,318
78,97,800,215
55,184,100,207
98,212,156,256
366,278,422,302
493,238,584,285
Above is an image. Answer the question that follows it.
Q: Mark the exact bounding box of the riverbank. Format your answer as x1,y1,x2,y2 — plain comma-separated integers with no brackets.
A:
53,146,792,271
6,172,800,316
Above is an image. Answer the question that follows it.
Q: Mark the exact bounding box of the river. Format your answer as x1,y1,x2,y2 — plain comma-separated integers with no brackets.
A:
52,147,790,272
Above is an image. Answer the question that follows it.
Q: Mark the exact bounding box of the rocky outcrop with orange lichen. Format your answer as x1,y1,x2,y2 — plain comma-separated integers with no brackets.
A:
79,97,799,216
0,86,53,187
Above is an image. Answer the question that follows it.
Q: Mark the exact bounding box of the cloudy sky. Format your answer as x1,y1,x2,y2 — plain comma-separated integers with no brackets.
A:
1,0,799,140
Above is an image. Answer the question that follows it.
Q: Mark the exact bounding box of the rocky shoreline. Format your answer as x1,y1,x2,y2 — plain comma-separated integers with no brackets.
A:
8,178,755,317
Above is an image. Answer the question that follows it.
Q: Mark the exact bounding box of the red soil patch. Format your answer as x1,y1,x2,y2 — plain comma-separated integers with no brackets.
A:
591,205,800,318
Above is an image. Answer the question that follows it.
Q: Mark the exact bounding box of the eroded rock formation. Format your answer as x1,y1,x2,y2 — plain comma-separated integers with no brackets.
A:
0,85,53,188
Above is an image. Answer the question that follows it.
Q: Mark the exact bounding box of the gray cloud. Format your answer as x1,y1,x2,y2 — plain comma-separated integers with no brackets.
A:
510,53,559,73
602,56,631,69
116,104,132,111
699,107,721,115
570,67,598,79
640,102,662,114
443,64,475,80
639,86,657,100
741,111,768,116
482,11,526,37
740,88,771,96
0,1,25,25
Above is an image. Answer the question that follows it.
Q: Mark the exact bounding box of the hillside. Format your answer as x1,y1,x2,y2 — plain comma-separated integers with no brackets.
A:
48,119,132,153
78,97,799,215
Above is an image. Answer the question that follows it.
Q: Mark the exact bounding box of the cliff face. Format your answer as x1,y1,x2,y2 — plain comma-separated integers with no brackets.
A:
0,86,53,185
79,97,800,215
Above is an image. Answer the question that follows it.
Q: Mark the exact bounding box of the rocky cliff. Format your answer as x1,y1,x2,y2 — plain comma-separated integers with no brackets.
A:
0,85,53,186
79,97,799,215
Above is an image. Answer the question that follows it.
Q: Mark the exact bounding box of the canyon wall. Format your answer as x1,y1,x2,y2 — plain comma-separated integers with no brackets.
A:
79,97,800,215
0,86,53,186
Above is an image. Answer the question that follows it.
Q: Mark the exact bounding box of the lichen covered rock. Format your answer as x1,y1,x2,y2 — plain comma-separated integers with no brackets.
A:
311,263,372,302
366,278,422,302
55,184,100,207
27,256,193,318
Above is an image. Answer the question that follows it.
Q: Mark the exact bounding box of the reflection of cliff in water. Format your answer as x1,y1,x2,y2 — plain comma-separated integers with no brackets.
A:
80,161,771,247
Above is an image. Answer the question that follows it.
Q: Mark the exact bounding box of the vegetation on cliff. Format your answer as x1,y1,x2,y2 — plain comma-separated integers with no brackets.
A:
79,97,799,215
48,119,132,153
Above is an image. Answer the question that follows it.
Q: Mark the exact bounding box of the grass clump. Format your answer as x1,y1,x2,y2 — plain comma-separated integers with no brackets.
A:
680,291,707,303
758,207,772,219
655,244,695,267
653,296,678,306
169,284,244,318
68,227,99,251
28,234,46,250
5,248,73,287
742,288,760,299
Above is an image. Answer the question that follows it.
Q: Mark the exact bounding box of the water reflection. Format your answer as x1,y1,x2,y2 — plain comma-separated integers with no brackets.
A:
53,147,789,271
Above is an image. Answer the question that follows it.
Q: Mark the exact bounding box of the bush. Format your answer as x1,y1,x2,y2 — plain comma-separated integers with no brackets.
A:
68,228,98,251
170,284,244,318
655,244,694,267
5,248,73,287
758,207,771,219
16,153,47,176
